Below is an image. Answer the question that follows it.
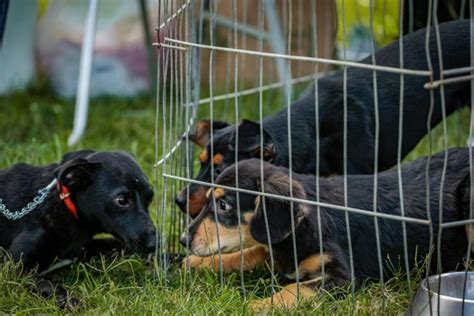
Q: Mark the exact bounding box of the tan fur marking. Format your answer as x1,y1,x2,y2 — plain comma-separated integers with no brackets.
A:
184,245,268,273
206,188,225,200
192,121,210,148
212,153,224,165
214,188,225,199
187,187,208,216
284,253,331,280
199,150,209,163
249,282,317,312
244,212,254,223
191,215,261,256
297,253,332,279
192,217,227,255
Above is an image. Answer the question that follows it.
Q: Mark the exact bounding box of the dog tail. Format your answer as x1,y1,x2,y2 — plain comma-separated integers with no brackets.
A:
457,173,474,253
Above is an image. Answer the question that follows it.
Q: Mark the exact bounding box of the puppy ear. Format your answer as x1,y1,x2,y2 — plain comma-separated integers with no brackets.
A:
231,119,275,161
54,156,101,190
186,120,229,148
250,171,307,244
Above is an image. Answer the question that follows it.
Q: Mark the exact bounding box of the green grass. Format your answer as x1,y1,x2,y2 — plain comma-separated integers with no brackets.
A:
0,82,470,315
336,0,400,46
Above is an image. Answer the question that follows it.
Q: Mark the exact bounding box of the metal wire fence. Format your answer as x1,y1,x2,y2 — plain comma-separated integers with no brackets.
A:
154,0,474,313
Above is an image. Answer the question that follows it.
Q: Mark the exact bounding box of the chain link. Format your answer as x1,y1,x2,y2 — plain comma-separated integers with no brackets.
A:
0,179,57,221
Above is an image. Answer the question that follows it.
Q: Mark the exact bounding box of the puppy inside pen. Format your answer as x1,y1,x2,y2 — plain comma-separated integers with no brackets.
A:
154,0,474,313
180,148,471,309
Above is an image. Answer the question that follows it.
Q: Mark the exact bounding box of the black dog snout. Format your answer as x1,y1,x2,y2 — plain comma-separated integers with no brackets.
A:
179,232,190,248
144,234,157,253
138,229,158,254
175,191,187,212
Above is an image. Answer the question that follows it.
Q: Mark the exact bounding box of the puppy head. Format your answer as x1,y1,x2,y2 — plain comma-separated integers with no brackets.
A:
180,159,307,256
176,119,275,218
54,150,157,254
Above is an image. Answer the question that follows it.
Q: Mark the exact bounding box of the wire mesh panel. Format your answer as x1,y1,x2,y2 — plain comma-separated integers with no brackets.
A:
154,0,474,314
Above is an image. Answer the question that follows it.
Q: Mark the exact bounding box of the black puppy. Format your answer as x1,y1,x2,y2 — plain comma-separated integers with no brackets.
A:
0,150,156,308
177,19,471,218
181,148,471,310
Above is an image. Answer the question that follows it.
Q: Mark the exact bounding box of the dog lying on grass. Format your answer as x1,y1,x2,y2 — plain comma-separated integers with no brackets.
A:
176,19,471,218
181,148,471,310
0,150,156,308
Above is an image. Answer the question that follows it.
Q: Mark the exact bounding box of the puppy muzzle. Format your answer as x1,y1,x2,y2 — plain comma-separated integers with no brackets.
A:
122,227,158,255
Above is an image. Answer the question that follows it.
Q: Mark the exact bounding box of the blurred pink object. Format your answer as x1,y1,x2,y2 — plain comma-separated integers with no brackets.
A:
36,0,160,97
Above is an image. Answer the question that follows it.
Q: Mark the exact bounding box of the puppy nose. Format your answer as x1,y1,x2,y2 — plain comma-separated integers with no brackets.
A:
175,192,187,212
143,232,157,253
148,234,157,250
180,232,190,248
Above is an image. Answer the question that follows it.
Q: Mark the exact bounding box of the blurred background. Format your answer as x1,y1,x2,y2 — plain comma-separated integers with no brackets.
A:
0,0,401,97
1,0,468,95
0,0,469,157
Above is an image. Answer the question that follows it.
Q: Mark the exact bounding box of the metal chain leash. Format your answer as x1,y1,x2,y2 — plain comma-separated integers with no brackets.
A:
0,179,57,221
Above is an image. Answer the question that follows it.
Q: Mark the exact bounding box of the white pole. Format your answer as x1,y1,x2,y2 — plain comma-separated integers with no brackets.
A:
68,0,98,146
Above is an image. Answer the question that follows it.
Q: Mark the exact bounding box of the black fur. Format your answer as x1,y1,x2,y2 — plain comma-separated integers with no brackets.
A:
402,0,468,34
177,20,471,217
185,148,471,290
0,150,156,308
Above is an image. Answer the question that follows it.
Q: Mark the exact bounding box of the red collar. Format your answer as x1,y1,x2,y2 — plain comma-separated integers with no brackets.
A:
56,183,79,220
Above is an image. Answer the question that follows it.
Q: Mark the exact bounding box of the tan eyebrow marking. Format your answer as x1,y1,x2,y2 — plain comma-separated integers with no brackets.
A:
199,150,209,163
214,188,225,199
206,187,225,199
213,153,223,165
298,253,332,277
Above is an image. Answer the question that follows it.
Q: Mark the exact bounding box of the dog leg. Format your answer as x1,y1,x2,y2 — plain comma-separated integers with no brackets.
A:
249,278,321,312
248,251,347,312
183,245,268,273
8,227,81,310
8,225,49,269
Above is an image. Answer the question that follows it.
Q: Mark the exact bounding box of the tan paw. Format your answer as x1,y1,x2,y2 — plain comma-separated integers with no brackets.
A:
249,295,294,313
182,255,219,272
249,284,315,312
249,297,274,314
182,255,203,269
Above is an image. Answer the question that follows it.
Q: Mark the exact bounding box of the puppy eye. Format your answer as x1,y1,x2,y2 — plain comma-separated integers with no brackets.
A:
115,195,130,207
215,167,222,175
219,199,230,212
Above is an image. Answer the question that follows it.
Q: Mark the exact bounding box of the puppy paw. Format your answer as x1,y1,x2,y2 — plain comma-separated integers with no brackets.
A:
182,255,222,272
249,298,273,314
249,284,316,312
182,255,205,270
249,296,293,314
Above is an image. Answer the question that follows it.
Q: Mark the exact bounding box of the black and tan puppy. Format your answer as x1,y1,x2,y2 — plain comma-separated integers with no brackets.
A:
181,148,471,310
0,150,156,308
177,19,471,218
